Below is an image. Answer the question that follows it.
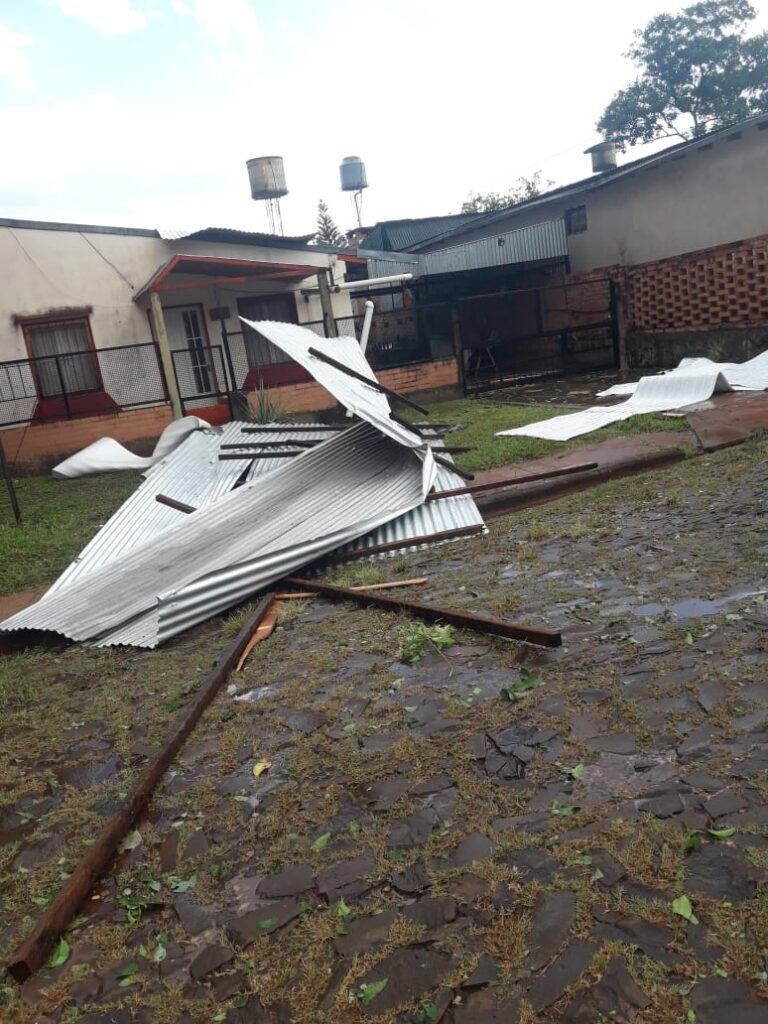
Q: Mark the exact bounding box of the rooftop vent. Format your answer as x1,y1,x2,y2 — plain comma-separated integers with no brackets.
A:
585,141,617,174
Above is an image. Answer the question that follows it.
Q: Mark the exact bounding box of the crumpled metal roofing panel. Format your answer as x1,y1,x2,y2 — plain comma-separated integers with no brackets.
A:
46,424,343,594
43,422,483,610
238,320,428,455
329,459,486,563
1,423,433,648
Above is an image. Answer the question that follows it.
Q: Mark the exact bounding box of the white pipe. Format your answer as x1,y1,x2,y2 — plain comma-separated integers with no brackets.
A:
335,272,413,292
301,272,413,297
346,301,376,418
359,300,375,355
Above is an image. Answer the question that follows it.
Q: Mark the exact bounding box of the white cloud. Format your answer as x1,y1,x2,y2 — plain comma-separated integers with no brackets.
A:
186,0,261,72
0,25,33,90
51,0,147,35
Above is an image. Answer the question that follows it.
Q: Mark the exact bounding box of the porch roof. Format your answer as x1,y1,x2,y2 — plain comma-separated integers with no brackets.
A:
133,253,321,300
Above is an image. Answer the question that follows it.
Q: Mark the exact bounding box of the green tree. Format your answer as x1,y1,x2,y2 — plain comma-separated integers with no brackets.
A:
598,0,768,148
461,171,551,214
314,199,347,247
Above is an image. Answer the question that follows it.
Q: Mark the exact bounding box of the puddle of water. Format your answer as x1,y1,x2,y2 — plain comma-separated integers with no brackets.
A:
633,588,767,620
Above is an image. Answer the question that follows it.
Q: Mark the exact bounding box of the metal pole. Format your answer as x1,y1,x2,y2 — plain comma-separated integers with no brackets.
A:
0,439,21,525
149,291,184,420
316,269,338,338
610,278,628,371
53,356,71,419
6,594,277,982
451,304,466,396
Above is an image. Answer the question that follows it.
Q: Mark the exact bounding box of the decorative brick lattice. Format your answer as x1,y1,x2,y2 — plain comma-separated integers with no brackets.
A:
628,236,768,333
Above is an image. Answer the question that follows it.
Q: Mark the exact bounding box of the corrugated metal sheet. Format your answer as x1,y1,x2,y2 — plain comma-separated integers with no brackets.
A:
361,219,567,280
361,215,482,253
2,424,432,647
238,321,429,455
46,423,483,606
47,424,342,594
420,218,567,276
328,458,485,563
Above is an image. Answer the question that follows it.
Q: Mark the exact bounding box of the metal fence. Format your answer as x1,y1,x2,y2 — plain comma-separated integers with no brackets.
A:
0,342,168,428
171,344,230,413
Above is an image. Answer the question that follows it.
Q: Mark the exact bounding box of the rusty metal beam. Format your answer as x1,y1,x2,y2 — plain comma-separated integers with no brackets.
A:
426,461,598,501
220,440,320,450
155,493,196,514
284,576,561,648
6,594,277,983
432,452,474,482
218,451,297,460
307,346,429,416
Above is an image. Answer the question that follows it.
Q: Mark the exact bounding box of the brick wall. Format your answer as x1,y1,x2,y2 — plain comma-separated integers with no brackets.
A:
626,233,768,333
3,359,460,473
249,357,459,415
2,404,174,474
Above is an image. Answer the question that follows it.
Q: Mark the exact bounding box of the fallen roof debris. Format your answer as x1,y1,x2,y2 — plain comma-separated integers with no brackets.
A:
0,321,493,648
497,349,768,441
52,415,211,478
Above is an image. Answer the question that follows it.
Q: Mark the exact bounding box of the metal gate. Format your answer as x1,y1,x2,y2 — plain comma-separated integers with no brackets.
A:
456,277,619,395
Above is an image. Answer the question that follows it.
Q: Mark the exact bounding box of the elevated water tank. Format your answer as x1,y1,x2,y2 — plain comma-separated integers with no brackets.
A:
340,155,368,192
246,156,288,199
585,141,617,174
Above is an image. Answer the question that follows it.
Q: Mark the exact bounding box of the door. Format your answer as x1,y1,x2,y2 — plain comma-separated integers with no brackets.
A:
163,305,213,397
236,293,308,387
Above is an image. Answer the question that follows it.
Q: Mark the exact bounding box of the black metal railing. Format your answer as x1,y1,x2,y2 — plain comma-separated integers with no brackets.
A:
0,342,168,428
170,344,230,414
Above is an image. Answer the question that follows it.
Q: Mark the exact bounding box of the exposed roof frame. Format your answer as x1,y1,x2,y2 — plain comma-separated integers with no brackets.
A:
133,253,320,300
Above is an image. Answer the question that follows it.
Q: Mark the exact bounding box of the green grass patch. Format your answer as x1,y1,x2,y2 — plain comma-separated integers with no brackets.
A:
409,398,689,472
0,470,140,596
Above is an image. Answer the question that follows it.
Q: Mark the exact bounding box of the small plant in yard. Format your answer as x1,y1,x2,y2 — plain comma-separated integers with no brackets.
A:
252,380,285,424
400,622,455,663
500,667,543,701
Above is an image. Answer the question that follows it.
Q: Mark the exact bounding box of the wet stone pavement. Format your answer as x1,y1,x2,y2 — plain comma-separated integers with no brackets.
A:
1,441,768,1022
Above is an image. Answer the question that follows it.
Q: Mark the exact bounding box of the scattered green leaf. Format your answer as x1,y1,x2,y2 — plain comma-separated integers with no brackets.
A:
311,832,331,853
671,894,698,924
49,938,70,968
707,826,735,840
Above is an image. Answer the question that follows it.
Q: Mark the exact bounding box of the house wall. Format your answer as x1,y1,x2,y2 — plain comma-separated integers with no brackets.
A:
419,120,768,276
0,225,352,362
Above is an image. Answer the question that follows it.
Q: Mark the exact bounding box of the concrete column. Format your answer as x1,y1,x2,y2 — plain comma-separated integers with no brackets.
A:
150,291,183,420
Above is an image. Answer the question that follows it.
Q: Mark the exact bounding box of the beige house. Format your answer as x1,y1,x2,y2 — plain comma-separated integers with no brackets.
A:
0,220,356,425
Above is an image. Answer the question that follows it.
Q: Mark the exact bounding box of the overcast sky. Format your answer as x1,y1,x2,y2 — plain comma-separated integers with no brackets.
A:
1,0,767,237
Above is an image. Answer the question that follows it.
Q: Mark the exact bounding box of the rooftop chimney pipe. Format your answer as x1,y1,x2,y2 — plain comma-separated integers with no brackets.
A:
585,140,617,174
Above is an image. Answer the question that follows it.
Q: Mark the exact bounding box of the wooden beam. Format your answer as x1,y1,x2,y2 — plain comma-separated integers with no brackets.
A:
149,292,183,420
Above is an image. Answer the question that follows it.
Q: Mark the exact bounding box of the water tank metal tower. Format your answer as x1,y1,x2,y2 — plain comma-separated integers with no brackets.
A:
246,156,288,234
340,155,368,227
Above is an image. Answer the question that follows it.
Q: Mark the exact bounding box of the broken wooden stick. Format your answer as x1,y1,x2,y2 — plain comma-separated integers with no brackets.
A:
275,578,428,600
235,601,280,670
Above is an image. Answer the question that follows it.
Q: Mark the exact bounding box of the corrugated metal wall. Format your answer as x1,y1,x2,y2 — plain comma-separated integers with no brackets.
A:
361,218,567,280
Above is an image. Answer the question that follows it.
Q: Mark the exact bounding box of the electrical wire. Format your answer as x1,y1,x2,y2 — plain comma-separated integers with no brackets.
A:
6,228,137,311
